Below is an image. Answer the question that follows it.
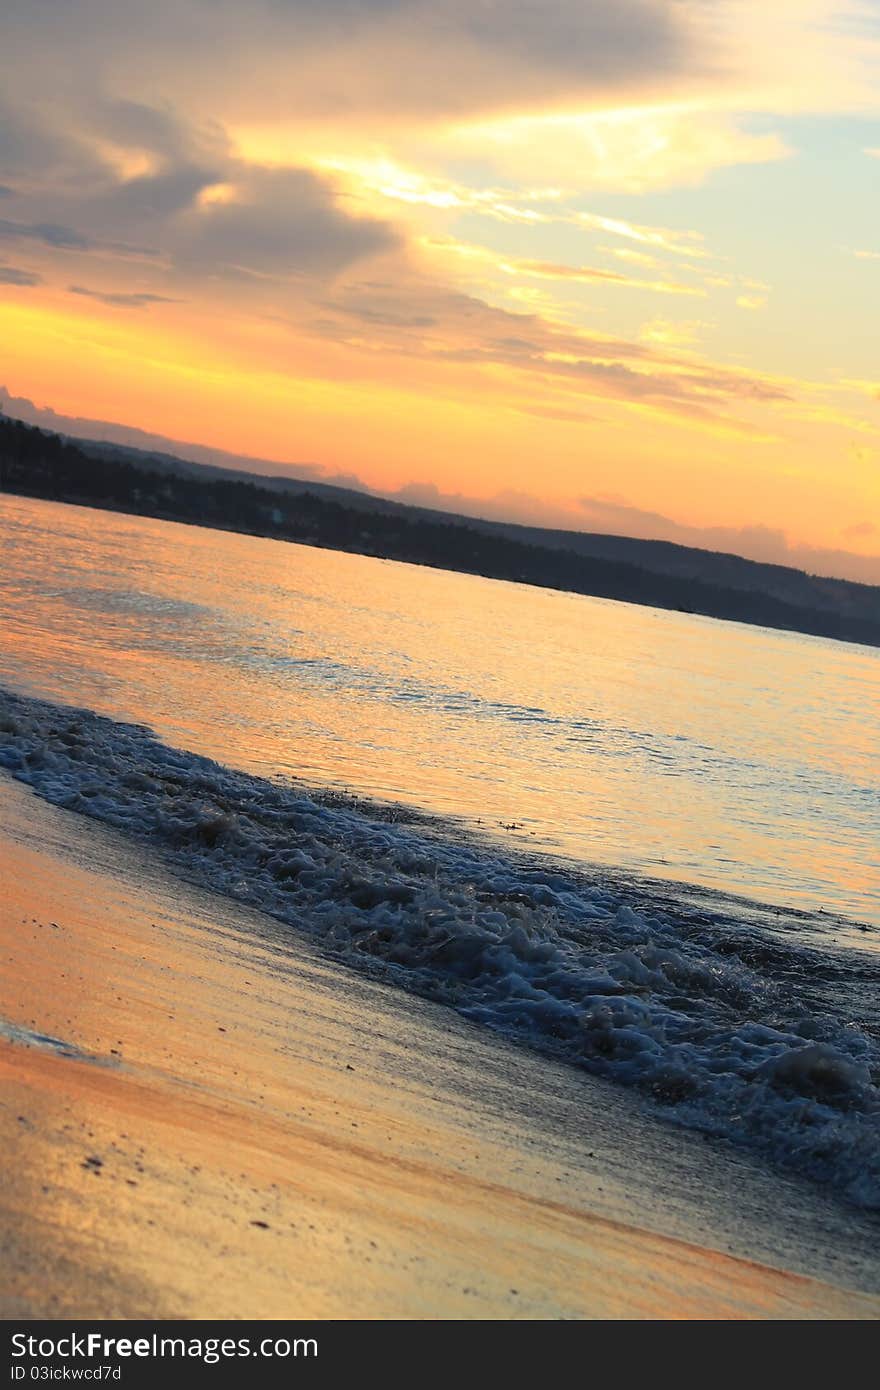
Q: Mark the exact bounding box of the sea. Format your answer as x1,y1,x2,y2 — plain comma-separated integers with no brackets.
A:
1,492,878,1206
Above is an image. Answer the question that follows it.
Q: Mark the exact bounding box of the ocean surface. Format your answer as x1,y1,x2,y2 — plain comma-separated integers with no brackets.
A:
1,492,879,1206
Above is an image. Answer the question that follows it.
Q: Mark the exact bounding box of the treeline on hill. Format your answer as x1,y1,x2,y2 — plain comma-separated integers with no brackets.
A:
2,412,879,647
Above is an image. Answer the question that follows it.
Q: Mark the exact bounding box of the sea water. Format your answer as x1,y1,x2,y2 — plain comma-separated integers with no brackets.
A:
1,493,878,1204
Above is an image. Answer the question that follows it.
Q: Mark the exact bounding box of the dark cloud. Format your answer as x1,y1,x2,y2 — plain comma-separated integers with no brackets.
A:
0,264,41,286
68,285,181,309
255,0,678,78
92,164,221,223
0,218,91,250
0,92,396,287
0,99,109,188
460,0,678,79
0,185,13,198
258,0,411,13
1,1,698,124
322,291,436,326
0,215,157,261
172,168,398,278
91,98,227,165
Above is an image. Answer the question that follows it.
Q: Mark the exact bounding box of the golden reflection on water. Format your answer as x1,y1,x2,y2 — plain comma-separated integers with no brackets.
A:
1,493,878,925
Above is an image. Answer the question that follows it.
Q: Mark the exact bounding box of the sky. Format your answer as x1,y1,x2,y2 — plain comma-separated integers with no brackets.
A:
1,1,879,582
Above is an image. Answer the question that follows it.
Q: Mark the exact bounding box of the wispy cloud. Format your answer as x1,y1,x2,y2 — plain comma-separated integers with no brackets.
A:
441,107,789,192
575,211,710,257
422,235,707,298
736,294,767,311
0,263,40,286
0,216,157,260
68,284,181,309
639,317,708,348
515,257,706,297
0,218,91,250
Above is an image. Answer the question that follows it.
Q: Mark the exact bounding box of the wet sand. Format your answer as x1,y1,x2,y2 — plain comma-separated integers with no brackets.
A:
1,774,878,1319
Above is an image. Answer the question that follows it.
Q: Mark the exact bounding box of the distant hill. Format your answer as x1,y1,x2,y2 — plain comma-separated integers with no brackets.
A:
2,411,880,648
472,522,880,625
74,431,880,631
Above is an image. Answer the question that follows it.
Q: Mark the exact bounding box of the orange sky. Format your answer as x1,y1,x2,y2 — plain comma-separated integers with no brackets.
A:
1,0,879,580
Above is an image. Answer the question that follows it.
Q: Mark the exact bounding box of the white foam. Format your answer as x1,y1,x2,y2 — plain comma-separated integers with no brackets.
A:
2,687,878,1208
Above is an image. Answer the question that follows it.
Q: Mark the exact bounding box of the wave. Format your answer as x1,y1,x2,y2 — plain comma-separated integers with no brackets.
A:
1,686,878,1209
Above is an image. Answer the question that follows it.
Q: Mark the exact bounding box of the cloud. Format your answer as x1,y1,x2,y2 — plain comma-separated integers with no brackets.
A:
0,99,108,188
336,157,740,249
575,496,880,583
0,218,92,250
0,215,156,261
6,1,875,136
639,317,707,348
1,2,692,127
68,285,181,309
736,293,767,310
94,165,222,225
304,268,791,436
0,264,40,286
575,212,709,257
1,2,876,228
421,234,709,299
172,167,398,279
437,107,789,192
91,97,226,166
0,84,777,437
603,246,661,268
0,94,397,287
514,257,705,297
838,378,880,401
0,83,800,443
0,141,394,298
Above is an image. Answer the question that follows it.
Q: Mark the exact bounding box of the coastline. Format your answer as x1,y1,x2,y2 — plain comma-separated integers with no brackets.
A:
4,444,880,651
1,774,878,1320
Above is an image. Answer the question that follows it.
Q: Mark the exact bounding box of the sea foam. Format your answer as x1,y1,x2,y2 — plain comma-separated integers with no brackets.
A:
1,687,878,1208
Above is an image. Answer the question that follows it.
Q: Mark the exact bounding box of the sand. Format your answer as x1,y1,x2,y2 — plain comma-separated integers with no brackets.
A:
1,774,878,1320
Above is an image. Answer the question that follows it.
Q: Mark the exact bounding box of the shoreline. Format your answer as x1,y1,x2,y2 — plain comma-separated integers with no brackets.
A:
5,469,880,653
3,684,879,1212
1,775,878,1319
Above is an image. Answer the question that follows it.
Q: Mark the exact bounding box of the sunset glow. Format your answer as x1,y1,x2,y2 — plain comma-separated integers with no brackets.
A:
2,0,879,578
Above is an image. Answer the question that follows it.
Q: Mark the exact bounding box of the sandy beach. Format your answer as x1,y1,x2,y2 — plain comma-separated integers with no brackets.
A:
1,773,878,1318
